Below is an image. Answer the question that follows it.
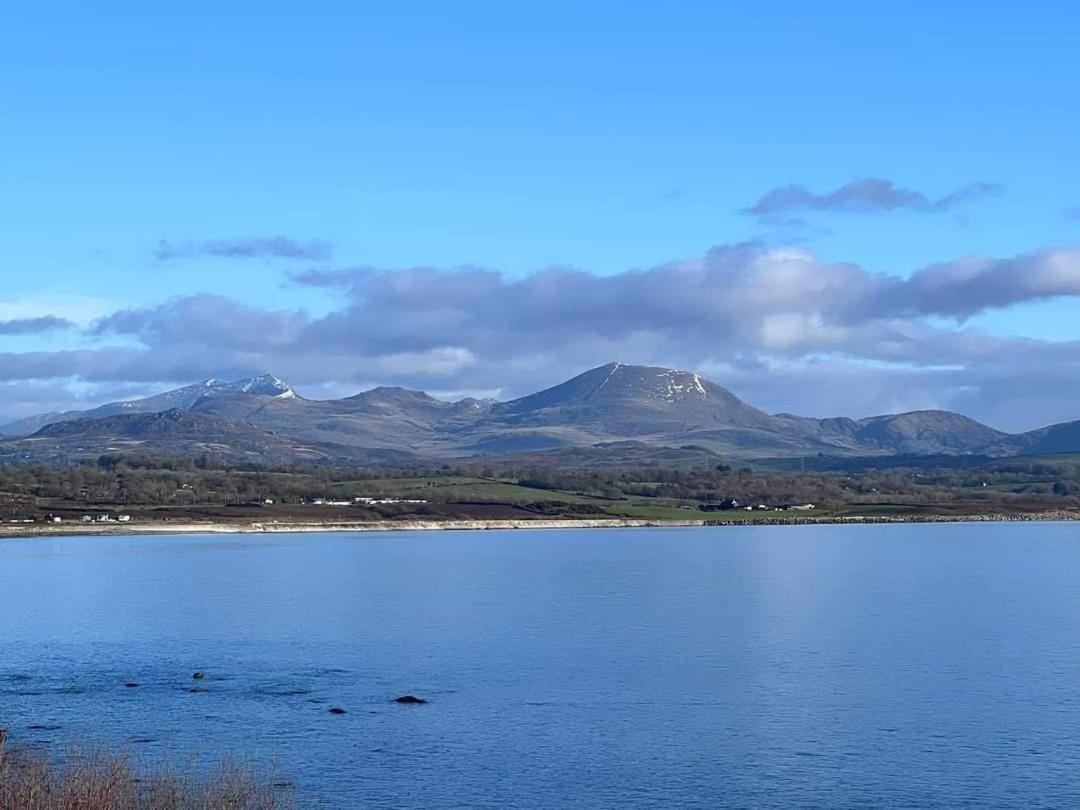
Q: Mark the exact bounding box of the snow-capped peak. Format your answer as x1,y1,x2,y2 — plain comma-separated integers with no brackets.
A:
228,373,297,398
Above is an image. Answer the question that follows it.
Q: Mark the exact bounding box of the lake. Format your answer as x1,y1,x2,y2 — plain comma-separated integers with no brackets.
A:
2,523,1080,808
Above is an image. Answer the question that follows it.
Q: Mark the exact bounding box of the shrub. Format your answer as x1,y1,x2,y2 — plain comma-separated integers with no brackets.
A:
0,738,294,810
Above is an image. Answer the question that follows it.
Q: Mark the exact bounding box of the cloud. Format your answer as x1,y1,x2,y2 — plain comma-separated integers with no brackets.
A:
94,294,308,352
3,242,1080,431
744,178,1001,219
0,294,113,328
869,247,1080,319
0,316,76,335
154,237,334,262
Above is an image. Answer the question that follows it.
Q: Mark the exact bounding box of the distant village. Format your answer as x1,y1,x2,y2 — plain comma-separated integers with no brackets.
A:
1,513,135,526
700,498,816,512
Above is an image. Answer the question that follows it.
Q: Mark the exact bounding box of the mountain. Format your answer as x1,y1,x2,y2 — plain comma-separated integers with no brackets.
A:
981,419,1080,457
466,363,1005,457
1,362,1067,465
15,409,415,466
188,385,495,454
775,410,1008,455
852,411,1007,455
461,362,818,455
19,409,323,465
0,374,298,437
491,362,775,431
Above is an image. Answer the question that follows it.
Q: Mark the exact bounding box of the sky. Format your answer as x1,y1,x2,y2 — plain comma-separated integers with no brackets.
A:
1,1,1079,432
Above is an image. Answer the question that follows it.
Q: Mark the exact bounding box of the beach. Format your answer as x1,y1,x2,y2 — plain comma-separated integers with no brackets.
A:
3,510,1080,540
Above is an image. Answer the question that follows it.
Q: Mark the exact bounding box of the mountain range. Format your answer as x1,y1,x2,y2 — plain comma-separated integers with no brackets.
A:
2,363,1078,465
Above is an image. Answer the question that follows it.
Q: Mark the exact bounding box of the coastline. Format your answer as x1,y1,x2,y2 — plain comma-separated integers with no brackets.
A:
2,510,1080,540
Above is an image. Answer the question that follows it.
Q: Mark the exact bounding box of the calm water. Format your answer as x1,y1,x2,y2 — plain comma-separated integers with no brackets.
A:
3,524,1080,808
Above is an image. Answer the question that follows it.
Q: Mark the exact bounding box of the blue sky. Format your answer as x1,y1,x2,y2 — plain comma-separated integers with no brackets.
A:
1,1,1079,430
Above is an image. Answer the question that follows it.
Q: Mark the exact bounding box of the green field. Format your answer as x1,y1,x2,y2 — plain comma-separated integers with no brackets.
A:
330,476,842,520
330,476,606,505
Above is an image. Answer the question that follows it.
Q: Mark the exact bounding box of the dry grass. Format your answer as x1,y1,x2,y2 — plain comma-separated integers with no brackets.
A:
0,735,294,810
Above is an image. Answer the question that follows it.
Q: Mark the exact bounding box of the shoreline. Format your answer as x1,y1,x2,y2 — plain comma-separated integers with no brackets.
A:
2,510,1080,540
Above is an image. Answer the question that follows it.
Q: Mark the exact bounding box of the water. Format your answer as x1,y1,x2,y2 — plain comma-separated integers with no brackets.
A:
2,524,1080,808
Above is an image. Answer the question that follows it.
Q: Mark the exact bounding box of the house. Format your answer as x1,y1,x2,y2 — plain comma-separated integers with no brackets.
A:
117,514,132,523
791,503,816,511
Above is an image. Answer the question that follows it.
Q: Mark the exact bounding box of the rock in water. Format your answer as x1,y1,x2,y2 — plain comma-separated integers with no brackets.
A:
192,672,205,680
394,695,428,704
124,682,139,688
328,707,347,715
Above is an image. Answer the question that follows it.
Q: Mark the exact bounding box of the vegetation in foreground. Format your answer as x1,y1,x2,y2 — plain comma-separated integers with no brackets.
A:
0,737,293,810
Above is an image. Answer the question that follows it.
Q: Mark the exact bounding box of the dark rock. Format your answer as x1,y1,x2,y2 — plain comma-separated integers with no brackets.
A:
394,695,428,705
192,672,205,680
187,687,209,693
124,682,139,688
328,707,347,715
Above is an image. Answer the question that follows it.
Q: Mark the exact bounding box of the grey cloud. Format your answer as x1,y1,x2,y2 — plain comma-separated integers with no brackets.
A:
0,316,75,335
292,244,1080,361
154,237,334,262
71,243,1080,373
0,379,168,424
288,266,377,290
872,247,1080,320
94,294,308,352
745,178,1002,218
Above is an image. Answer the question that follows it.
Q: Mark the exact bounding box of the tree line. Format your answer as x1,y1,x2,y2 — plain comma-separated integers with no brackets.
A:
2,452,1080,513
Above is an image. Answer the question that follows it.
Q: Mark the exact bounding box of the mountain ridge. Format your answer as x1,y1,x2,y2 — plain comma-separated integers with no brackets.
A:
0,374,298,437
2,363,1077,462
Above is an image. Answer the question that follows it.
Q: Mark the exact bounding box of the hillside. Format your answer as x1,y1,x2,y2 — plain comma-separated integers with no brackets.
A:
775,410,1008,455
982,419,1080,457
14,409,414,466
